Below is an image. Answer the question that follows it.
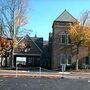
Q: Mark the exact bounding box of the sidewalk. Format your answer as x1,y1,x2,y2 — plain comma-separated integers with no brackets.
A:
0,70,90,79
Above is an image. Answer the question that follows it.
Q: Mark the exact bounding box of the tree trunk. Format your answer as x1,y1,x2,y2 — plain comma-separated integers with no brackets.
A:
76,46,79,71
5,52,7,67
5,57,7,67
11,48,14,68
76,56,78,71
1,56,3,68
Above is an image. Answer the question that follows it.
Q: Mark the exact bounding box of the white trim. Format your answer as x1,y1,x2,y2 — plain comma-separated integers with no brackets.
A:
15,35,43,53
30,38,43,53
14,53,41,56
16,37,25,47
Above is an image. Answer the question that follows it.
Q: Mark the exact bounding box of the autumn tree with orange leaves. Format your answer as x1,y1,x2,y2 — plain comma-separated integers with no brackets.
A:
0,0,30,67
0,37,10,67
68,11,90,70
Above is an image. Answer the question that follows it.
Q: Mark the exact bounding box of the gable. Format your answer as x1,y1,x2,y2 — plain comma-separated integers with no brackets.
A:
14,35,43,54
55,10,77,22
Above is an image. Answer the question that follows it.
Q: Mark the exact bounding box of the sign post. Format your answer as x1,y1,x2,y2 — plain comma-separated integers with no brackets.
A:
61,64,66,78
16,62,18,77
39,67,41,77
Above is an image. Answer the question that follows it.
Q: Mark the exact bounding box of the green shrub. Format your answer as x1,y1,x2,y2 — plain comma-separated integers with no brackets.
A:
78,64,86,69
70,63,86,70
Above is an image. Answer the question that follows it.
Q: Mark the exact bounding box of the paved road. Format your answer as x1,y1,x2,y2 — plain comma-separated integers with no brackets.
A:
0,77,90,90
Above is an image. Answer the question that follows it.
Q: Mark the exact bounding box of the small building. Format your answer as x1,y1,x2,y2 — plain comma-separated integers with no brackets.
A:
14,35,43,67
50,10,89,69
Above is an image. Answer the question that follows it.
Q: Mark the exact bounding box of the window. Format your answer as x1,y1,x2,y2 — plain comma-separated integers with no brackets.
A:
60,54,66,65
60,32,66,44
85,56,90,65
60,54,72,65
61,34,66,43
16,57,26,65
60,32,71,44
25,48,28,52
25,48,30,52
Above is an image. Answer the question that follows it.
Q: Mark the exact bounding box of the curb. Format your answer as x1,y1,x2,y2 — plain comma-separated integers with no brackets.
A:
0,74,63,78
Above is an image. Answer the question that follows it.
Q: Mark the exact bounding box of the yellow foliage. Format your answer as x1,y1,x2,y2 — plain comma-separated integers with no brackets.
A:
19,42,26,48
68,22,90,45
12,38,18,48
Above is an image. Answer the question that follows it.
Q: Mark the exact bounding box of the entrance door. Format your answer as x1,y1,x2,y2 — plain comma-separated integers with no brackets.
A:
27,57,34,67
34,57,40,67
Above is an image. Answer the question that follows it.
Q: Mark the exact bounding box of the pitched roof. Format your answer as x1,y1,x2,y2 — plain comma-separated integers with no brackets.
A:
14,35,43,54
55,10,77,22
23,35,43,53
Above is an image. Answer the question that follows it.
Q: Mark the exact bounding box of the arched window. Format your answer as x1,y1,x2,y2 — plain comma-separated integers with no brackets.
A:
60,54,66,64
60,31,71,44
25,45,31,52
60,32,66,44
60,54,72,65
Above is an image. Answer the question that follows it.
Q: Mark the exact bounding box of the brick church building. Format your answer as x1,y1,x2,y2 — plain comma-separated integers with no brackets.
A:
50,10,89,69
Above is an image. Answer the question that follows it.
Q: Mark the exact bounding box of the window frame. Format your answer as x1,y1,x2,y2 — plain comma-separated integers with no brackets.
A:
60,54,72,65
60,32,66,44
60,32,71,44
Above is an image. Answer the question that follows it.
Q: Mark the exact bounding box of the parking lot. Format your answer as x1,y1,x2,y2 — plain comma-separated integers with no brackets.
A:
0,77,90,90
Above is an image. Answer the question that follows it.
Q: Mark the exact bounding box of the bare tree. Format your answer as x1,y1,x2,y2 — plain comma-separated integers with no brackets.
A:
0,0,30,67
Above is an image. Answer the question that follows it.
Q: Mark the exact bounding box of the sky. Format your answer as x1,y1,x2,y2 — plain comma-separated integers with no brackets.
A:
27,0,90,40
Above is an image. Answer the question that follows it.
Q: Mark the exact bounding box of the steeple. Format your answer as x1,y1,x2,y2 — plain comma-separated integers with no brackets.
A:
35,34,37,38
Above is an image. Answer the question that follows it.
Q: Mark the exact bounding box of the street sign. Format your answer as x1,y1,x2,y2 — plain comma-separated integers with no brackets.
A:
61,64,66,72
